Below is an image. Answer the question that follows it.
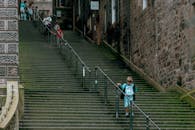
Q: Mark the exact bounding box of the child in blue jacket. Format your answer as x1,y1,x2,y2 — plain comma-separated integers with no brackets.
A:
117,76,137,117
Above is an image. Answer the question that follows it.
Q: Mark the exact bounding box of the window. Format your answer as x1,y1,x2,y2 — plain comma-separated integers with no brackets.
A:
143,0,147,10
56,0,65,7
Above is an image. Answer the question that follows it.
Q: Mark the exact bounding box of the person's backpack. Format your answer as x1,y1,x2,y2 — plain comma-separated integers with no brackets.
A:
120,84,136,101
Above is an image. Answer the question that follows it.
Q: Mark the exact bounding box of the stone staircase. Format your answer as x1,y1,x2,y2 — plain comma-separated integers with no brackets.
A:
19,22,195,130
19,22,126,130
63,31,195,130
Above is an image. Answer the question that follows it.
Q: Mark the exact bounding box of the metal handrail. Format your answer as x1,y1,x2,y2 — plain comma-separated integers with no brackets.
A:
36,12,160,129
95,66,161,130
37,13,90,72
133,103,161,129
36,12,91,89
95,66,118,88
61,40,91,72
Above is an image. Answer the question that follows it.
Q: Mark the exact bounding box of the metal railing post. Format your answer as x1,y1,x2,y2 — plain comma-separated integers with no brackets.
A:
47,31,49,44
69,48,73,66
94,68,98,92
52,34,54,45
75,60,78,76
115,88,119,119
104,76,108,104
146,116,150,130
82,65,85,88
49,32,51,45
130,100,133,130
88,71,92,91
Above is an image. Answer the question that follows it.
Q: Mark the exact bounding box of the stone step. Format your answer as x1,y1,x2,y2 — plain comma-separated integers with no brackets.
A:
21,116,195,122
19,126,126,130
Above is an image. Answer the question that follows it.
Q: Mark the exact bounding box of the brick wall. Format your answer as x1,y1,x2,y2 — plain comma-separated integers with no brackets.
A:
129,0,195,90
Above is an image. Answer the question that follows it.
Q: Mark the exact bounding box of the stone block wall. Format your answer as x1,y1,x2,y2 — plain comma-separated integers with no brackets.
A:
0,0,19,129
0,0,18,85
119,0,131,58
129,0,195,90
77,0,195,90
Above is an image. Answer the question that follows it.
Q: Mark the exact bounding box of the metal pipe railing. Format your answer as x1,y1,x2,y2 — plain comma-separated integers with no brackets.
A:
95,66,161,130
35,12,161,130
36,12,91,89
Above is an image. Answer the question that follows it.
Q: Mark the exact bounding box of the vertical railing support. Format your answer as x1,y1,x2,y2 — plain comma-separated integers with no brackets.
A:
50,33,52,45
88,71,92,91
130,101,133,130
115,88,119,119
69,48,73,67
47,31,50,44
146,116,150,130
82,65,85,88
75,60,78,76
104,76,108,104
94,68,98,92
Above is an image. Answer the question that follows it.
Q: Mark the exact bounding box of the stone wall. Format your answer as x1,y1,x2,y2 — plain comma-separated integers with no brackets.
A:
0,0,19,129
129,0,195,90
119,0,131,57
0,0,19,84
75,0,195,90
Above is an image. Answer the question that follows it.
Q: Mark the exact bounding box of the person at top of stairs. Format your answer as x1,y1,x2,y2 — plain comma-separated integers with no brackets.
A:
52,23,64,47
42,12,52,36
117,76,137,117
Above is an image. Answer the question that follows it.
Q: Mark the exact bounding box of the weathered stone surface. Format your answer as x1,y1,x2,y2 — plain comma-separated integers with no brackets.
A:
0,66,17,76
128,0,195,90
0,66,6,76
0,0,19,128
0,43,5,53
7,0,17,6
0,0,17,7
0,2,18,84
7,66,17,76
119,0,131,57
0,54,18,64
0,43,18,53
0,0,5,6
0,20,18,30
0,20,5,30
8,20,18,30
8,43,18,53
0,78,6,87
0,31,18,41
0,8,17,18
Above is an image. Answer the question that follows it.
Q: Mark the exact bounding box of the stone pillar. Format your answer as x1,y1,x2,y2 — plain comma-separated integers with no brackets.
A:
0,0,19,129
0,0,19,85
